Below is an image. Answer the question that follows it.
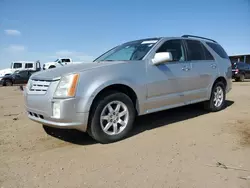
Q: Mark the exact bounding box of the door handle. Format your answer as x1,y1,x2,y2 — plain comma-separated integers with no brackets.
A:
182,67,190,71
211,64,217,69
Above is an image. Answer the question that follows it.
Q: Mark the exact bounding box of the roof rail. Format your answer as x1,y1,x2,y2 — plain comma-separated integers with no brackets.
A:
181,35,217,43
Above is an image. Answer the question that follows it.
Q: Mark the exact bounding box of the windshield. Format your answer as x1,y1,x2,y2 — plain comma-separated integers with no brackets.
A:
54,59,59,62
94,39,159,62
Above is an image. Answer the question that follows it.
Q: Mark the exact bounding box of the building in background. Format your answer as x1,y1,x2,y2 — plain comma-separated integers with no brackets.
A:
229,54,250,64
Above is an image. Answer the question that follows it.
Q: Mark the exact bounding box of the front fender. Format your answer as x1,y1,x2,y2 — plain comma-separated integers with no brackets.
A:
76,76,146,114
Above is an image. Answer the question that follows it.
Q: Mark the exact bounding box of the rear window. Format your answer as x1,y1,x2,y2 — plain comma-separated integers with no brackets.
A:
232,62,247,69
206,42,229,59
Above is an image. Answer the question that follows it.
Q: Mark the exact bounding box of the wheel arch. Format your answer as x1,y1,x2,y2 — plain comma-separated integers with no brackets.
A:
3,78,13,86
89,84,139,116
209,76,227,98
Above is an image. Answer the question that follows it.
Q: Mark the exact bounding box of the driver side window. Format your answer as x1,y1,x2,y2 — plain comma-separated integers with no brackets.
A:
156,40,185,62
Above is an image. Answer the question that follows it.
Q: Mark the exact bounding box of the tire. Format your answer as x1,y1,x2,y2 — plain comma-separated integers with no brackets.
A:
87,91,136,144
204,81,226,112
239,74,245,82
235,78,240,82
5,79,13,86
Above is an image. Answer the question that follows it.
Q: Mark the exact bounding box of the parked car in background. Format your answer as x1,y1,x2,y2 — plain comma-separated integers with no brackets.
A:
232,62,250,82
24,35,232,144
43,58,83,70
0,69,38,86
0,60,41,82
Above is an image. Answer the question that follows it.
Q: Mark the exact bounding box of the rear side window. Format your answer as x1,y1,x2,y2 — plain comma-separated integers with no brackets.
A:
206,42,229,59
13,63,22,69
186,40,206,61
202,45,215,60
62,59,70,62
25,63,33,68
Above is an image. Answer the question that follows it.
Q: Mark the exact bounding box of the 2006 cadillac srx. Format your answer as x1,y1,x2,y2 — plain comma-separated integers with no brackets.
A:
24,35,232,143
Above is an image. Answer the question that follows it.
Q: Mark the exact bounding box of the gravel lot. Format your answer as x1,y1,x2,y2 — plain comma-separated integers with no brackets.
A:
0,82,250,188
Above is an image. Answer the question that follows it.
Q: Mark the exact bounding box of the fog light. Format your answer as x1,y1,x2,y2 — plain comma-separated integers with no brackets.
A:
52,102,61,118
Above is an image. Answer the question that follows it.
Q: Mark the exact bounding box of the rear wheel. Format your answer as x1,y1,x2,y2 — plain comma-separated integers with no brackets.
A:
204,81,226,112
239,74,245,82
87,91,136,144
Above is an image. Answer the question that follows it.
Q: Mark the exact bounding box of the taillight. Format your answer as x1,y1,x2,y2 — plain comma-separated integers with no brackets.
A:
235,69,239,73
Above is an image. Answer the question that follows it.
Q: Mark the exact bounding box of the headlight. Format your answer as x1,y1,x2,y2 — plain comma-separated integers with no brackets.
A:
54,73,79,98
26,79,32,90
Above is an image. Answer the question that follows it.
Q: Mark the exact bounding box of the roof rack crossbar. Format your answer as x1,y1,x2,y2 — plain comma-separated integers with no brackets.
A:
182,35,217,43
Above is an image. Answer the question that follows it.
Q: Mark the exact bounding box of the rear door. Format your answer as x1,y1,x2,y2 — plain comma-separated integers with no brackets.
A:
183,39,218,103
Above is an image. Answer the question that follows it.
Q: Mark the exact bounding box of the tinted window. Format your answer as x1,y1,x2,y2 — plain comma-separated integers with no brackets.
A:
202,45,215,60
18,71,28,77
186,40,205,61
25,63,33,68
13,63,22,69
244,64,250,69
156,40,185,61
62,59,70,62
206,42,229,59
232,62,247,69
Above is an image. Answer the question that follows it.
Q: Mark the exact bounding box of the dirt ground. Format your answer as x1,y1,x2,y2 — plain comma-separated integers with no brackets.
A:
0,82,250,188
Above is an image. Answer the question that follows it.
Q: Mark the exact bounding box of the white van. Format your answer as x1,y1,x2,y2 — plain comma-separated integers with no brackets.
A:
0,61,41,79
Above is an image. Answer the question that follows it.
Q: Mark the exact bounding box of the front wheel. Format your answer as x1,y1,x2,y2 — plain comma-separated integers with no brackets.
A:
5,79,13,86
87,91,136,144
204,82,226,112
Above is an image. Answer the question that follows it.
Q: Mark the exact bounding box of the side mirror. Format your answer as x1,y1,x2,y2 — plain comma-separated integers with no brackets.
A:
152,52,173,65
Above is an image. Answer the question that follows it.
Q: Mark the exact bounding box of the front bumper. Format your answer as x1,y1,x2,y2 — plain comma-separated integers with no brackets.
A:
26,108,89,132
24,82,89,132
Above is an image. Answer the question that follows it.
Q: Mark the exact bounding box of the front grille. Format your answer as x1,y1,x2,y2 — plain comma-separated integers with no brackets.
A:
28,79,51,95
28,111,44,119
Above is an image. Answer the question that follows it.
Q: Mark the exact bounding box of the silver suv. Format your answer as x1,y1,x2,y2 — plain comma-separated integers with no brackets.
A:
24,35,232,143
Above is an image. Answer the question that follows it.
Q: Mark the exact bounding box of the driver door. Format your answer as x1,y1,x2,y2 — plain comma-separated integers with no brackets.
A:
145,39,192,113
15,71,29,85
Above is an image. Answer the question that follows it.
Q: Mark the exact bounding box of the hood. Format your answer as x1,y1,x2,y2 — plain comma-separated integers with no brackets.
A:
0,68,13,77
31,61,125,80
2,74,13,79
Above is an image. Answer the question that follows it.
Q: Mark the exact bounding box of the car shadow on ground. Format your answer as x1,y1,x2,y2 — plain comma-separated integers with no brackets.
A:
43,100,234,145
130,100,234,137
232,79,250,83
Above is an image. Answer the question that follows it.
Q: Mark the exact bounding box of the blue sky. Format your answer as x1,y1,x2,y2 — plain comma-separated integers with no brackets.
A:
0,0,249,69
